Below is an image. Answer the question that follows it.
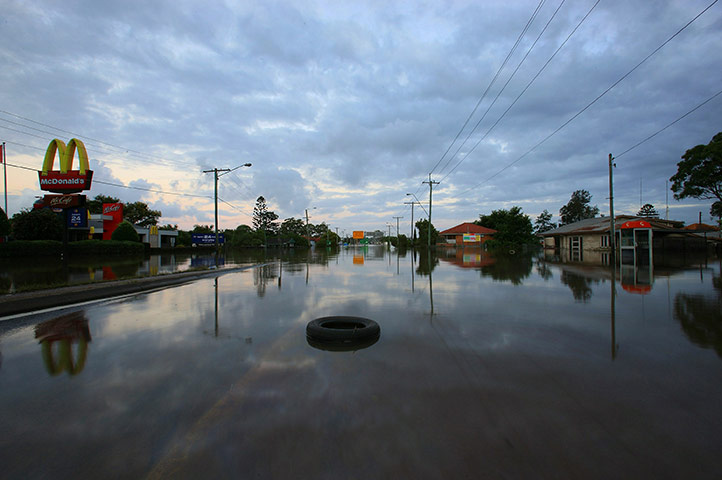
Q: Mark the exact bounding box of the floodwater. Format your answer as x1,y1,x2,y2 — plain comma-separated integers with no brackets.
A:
0,247,720,479
0,249,269,293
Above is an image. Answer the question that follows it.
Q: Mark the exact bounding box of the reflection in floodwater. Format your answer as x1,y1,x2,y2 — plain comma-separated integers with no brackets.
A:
561,270,600,303
479,253,533,285
674,266,722,358
306,335,379,352
34,311,91,376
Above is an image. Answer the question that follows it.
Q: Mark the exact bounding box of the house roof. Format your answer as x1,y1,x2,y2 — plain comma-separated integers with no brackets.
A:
540,215,682,236
684,223,720,231
439,222,497,235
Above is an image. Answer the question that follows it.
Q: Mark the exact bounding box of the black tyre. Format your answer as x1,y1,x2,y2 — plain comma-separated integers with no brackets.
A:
306,316,380,343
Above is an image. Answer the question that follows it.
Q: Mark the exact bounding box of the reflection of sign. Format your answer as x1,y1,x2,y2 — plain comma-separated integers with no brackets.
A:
353,255,365,265
192,233,224,245
67,207,87,228
191,255,225,267
38,138,93,193
34,311,92,377
103,203,123,240
353,231,365,239
463,234,481,242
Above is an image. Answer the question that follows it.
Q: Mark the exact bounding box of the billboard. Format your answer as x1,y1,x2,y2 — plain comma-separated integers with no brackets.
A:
192,233,225,245
462,234,481,242
102,203,123,240
353,231,365,239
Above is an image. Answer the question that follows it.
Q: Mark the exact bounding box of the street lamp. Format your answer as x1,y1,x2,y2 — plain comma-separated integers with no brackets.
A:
204,162,252,251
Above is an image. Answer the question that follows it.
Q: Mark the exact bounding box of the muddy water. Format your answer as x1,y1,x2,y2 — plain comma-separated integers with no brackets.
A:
0,247,720,479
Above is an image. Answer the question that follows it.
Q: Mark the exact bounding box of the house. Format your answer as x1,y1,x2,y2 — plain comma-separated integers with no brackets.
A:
539,215,715,265
439,222,496,247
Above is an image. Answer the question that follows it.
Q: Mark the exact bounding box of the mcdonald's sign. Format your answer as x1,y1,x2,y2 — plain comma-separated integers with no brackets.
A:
38,138,93,193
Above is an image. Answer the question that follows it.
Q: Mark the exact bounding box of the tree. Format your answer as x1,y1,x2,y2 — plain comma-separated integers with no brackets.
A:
111,220,140,242
534,209,556,233
123,201,161,227
192,224,213,233
252,196,279,235
279,217,306,237
559,190,599,225
86,194,120,214
637,203,659,218
0,207,10,239
476,206,535,248
670,131,722,219
414,219,439,246
10,208,63,240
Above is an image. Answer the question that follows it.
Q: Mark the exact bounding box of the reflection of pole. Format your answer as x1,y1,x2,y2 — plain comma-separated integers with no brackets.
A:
411,249,415,292
611,263,617,359
214,277,219,337
609,154,616,261
428,249,434,316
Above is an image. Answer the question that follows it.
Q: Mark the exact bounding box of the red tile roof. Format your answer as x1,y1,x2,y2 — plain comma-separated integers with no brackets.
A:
439,222,497,235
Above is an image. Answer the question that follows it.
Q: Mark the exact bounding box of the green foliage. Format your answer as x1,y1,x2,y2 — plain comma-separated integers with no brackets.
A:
711,201,722,222
86,194,120,214
111,221,140,242
671,132,722,219
476,206,535,249
11,208,63,240
252,196,279,234
637,203,659,218
177,230,191,246
192,224,213,233
0,239,143,257
0,207,10,237
414,219,439,246
123,201,161,227
231,224,264,246
559,190,599,225
67,240,144,255
0,240,63,257
534,209,556,233
280,217,307,237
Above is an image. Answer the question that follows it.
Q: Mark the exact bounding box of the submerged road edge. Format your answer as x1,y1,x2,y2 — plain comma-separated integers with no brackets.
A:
0,264,268,319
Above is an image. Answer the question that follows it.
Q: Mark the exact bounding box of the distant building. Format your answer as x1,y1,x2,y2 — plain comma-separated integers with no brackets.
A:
439,222,496,247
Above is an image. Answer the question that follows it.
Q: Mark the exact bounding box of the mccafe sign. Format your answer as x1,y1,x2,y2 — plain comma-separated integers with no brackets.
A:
38,138,93,193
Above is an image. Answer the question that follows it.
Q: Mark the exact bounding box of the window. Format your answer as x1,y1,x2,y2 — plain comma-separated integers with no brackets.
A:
601,234,610,247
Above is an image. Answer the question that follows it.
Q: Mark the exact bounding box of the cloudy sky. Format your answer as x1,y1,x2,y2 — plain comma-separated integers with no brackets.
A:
1,0,720,234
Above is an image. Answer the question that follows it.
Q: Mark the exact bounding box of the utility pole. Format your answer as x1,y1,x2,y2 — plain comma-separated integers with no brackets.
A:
393,216,403,238
608,154,616,260
422,174,440,248
404,200,416,242
203,163,251,251
2,142,7,216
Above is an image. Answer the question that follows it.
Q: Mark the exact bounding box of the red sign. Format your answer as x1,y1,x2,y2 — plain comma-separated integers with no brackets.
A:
102,203,124,240
38,170,94,194
33,194,86,209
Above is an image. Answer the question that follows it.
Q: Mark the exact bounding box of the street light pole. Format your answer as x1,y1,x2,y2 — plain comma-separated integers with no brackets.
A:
422,174,440,248
203,163,252,251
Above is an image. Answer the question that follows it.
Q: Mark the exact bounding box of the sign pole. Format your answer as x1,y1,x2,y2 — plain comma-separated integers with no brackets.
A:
2,142,7,215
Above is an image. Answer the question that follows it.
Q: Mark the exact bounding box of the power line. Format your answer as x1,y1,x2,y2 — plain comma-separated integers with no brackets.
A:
441,0,600,183
616,88,722,159
436,0,566,179
428,0,547,177
455,0,719,197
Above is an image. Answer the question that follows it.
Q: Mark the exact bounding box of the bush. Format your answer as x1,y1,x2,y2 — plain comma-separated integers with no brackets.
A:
111,221,140,242
0,239,144,257
0,240,63,257
11,208,63,240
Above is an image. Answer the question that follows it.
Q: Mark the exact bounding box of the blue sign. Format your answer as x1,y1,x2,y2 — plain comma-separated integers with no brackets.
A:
192,233,224,245
67,207,87,228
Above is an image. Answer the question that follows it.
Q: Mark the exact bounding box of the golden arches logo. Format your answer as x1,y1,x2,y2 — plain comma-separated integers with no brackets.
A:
38,138,94,193
41,138,90,174
150,225,159,235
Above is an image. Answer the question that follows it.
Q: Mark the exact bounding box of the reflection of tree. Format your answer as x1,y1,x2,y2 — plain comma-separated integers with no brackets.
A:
415,250,439,276
34,311,91,376
674,293,722,358
479,254,532,285
535,260,553,281
560,271,598,303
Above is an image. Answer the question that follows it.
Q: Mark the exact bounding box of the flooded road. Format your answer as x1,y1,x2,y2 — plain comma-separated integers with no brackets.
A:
1,247,720,479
